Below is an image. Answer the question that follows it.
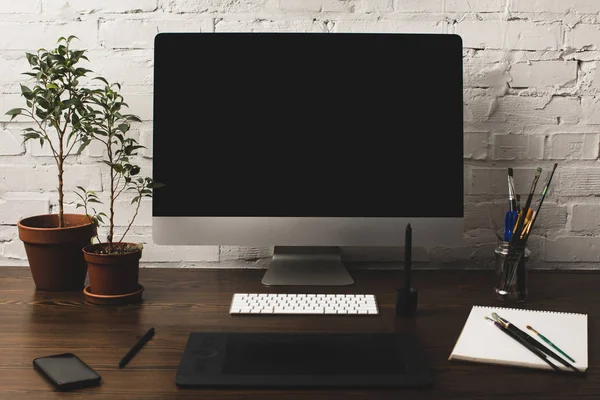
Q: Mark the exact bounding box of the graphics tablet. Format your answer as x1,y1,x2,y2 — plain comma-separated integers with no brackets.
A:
176,331,432,388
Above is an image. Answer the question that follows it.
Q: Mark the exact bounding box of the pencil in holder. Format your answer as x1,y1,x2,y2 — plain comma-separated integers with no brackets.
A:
494,240,530,303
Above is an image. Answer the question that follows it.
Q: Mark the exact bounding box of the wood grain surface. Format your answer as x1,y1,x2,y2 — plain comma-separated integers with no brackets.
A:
0,266,596,399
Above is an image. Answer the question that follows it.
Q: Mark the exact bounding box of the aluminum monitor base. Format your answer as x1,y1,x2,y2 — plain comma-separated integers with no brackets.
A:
261,246,354,286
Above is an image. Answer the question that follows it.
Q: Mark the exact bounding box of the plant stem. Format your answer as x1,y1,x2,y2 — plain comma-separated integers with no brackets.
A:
108,121,115,253
57,123,65,228
118,198,141,246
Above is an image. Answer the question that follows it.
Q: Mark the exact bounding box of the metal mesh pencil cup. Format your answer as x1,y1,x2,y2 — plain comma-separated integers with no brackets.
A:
494,240,530,303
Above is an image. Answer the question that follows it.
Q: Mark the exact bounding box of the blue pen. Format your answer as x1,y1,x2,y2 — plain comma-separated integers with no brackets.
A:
504,211,518,242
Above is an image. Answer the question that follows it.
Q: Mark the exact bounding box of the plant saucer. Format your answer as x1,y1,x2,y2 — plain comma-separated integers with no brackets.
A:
83,284,144,305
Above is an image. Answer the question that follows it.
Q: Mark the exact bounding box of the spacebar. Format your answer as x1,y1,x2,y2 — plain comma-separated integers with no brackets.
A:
273,309,323,314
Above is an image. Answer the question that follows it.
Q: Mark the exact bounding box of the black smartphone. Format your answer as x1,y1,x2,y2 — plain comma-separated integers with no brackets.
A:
33,353,102,391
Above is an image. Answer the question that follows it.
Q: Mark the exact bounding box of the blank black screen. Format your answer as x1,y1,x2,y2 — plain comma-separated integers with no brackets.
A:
153,32,463,217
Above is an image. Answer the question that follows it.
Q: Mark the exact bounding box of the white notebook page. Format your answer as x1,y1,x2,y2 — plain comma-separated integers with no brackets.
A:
449,305,588,371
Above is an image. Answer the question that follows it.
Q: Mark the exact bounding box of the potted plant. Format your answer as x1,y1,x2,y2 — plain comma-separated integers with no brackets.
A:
7,36,97,291
77,77,162,304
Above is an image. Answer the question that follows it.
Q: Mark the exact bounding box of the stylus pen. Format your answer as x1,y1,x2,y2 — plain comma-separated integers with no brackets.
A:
119,327,155,368
405,223,412,292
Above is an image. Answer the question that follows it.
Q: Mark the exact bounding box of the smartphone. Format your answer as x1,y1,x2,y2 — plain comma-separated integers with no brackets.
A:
33,353,102,391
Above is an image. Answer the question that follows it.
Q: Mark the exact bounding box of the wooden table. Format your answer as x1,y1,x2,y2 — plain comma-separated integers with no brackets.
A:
1,266,597,399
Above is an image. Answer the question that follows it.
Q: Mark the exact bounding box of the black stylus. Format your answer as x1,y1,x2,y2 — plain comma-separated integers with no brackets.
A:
119,327,155,368
405,223,412,293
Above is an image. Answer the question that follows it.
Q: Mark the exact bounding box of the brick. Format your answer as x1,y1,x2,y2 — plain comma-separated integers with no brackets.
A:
0,165,102,192
86,50,153,85
1,237,28,261
278,0,348,12
591,63,600,90
99,19,213,49
334,18,445,34
356,0,392,13
138,123,153,159
0,53,29,84
528,202,566,230
0,21,98,50
464,60,510,88
571,204,600,232
484,96,581,125
512,0,600,13
446,0,504,12
0,126,25,156
0,0,41,13
0,93,30,122
120,91,153,121
457,21,561,50
468,167,541,195
548,133,599,160
572,24,600,51
544,236,600,262
0,197,50,224
220,246,273,261
215,18,327,32
464,201,504,232
582,96,600,125
509,61,577,88
464,131,489,160
122,233,220,262
491,134,544,160
395,0,503,12
43,0,157,13
557,168,600,197
113,199,152,227
161,0,264,13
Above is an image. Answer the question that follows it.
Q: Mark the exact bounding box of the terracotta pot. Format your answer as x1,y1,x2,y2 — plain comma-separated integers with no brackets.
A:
18,214,96,291
83,243,142,295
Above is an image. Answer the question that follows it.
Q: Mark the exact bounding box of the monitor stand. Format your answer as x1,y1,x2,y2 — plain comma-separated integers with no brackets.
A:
261,246,354,286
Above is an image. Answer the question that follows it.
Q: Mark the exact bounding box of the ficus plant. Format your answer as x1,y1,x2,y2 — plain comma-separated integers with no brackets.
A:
6,36,95,228
76,77,163,254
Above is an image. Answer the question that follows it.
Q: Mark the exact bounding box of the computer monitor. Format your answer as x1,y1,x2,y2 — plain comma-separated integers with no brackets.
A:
152,32,464,286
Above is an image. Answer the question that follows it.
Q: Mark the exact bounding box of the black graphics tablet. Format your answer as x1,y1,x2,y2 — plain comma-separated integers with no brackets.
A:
175,332,432,388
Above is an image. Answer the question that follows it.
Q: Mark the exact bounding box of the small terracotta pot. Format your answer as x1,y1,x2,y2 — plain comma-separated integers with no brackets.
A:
83,243,142,296
18,214,96,291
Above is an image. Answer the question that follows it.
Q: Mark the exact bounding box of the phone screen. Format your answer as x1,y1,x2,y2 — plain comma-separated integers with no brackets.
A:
34,353,101,389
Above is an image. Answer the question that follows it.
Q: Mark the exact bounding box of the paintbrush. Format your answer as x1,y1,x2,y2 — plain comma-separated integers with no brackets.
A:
523,163,558,242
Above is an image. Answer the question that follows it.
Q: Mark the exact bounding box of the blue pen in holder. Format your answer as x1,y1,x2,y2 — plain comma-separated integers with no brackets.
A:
503,211,518,242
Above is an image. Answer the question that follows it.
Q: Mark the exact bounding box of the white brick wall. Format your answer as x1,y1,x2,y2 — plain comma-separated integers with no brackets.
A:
1,0,600,268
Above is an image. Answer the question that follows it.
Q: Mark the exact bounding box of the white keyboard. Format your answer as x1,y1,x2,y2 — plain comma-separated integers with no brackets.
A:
229,293,379,315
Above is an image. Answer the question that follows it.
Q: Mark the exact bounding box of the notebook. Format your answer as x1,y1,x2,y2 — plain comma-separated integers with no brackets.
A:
449,305,588,372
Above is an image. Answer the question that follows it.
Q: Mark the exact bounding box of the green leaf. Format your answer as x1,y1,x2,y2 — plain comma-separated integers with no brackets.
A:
131,196,140,204
20,84,32,95
22,132,41,141
148,182,166,189
46,83,59,90
93,76,109,86
67,35,78,43
6,108,24,116
87,198,102,204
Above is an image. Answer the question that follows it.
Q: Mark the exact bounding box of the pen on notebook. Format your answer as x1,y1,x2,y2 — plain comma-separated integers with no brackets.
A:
492,313,579,373
119,327,155,368
484,316,560,372
527,324,576,363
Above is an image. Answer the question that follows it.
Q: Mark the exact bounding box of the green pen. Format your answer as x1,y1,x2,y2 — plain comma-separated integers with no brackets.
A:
527,325,576,363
